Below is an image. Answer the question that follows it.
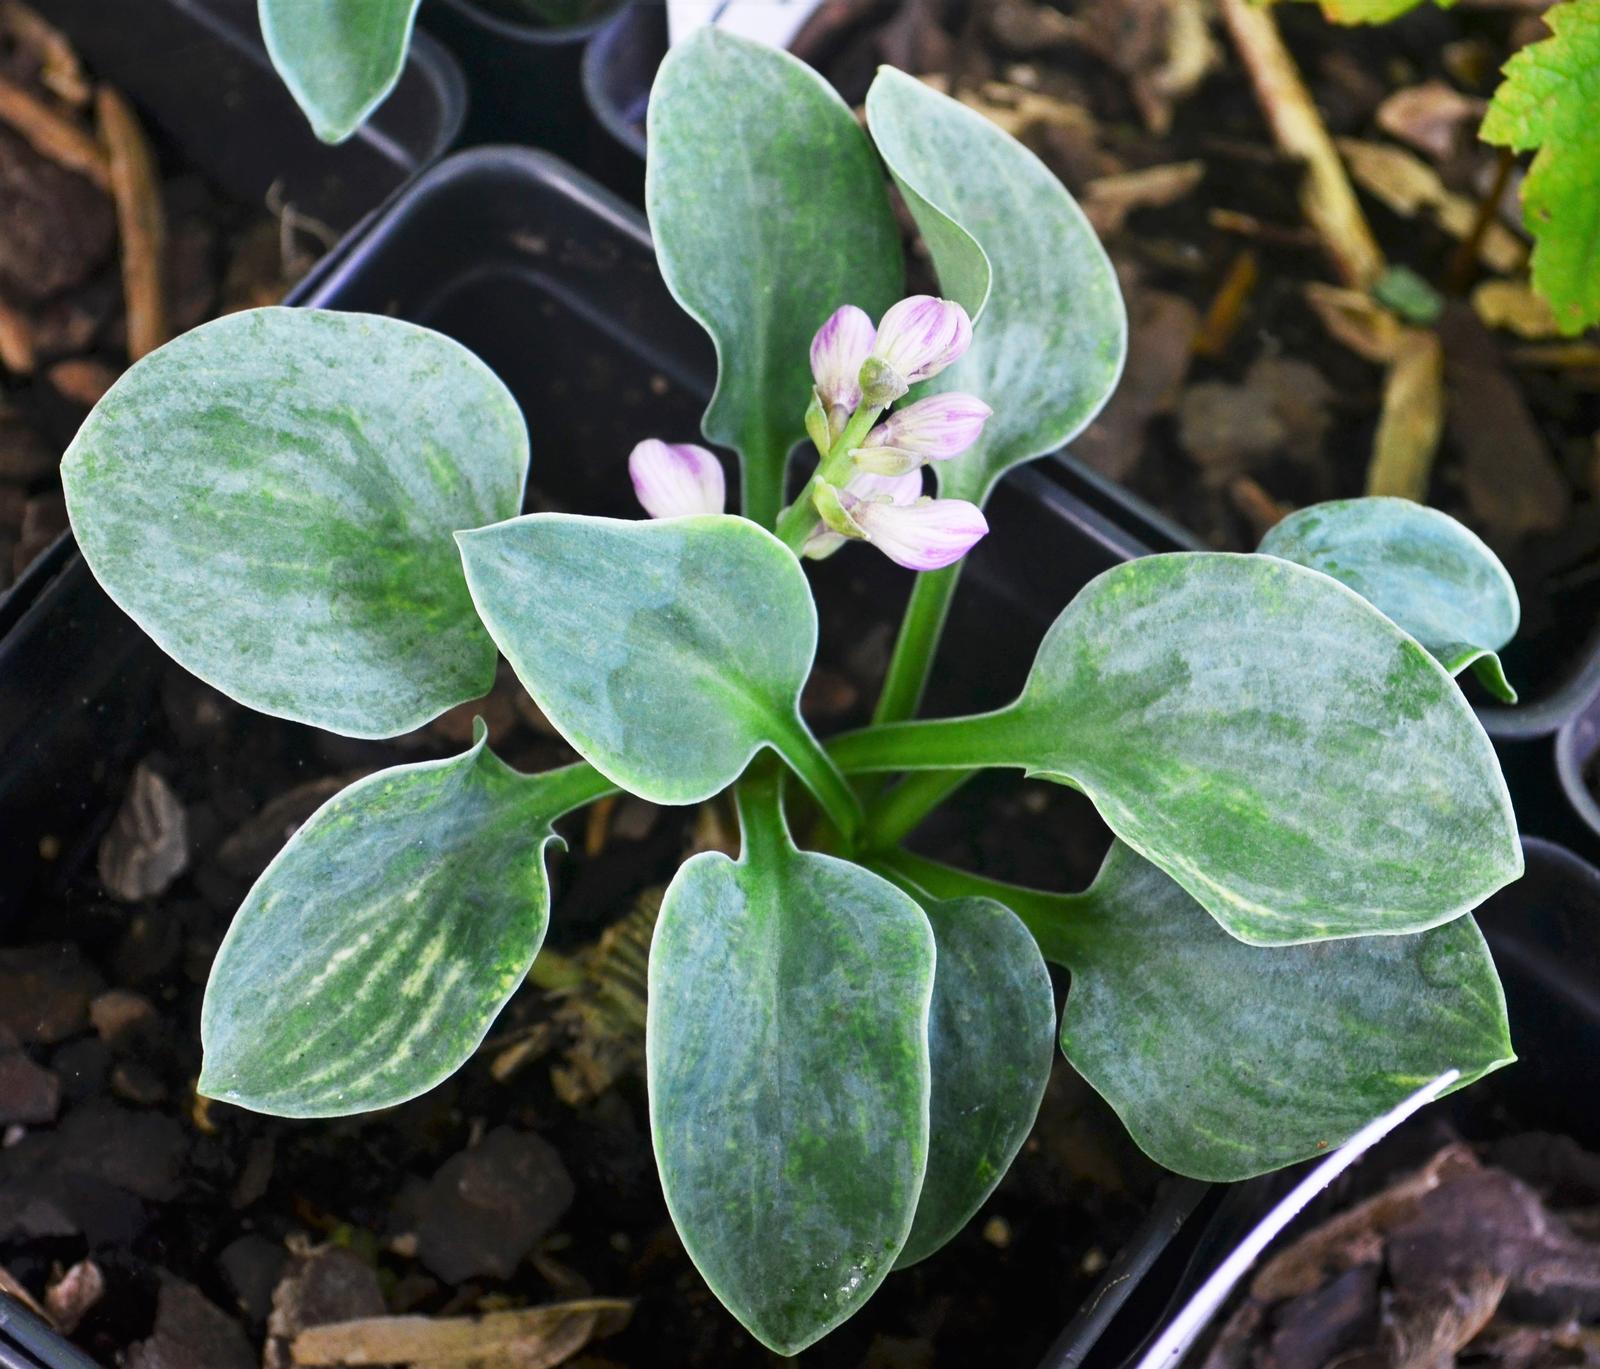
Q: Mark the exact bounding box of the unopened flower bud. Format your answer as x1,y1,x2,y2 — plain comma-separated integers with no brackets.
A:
804,391,832,456
628,439,725,519
840,492,988,571
803,470,920,560
858,296,973,406
853,393,992,474
809,305,877,439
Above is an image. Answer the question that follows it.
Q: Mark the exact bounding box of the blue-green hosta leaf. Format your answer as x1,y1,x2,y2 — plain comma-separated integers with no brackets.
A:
200,729,610,1117
1057,841,1513,1180
831,553,1521,944
646,29,902,526
62,308,527,739
864,68,1125,505
260,0,421,143
893,895,1054,1269
1260,498,1521,703
458,514,852,820
648,801,934,1354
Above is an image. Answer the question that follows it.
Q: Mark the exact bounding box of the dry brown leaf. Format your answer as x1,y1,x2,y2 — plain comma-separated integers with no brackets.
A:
1368,327,1445,501
1221,0,1384,288
1376,80,1487,163
0,1,90,106
97,762,188,902
45,1260,104,1335
1084,160,1205,235
0,71,106,188
291,1299,632,1369
1336,138,1526,274
948,78,1098,146
97,85,169,360
1304,283,1403,363
1472,278,1564,339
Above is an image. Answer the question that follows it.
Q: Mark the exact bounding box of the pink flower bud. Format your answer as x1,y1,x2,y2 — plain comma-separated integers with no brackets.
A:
809,305,877,433
859,296,973,406
854,393,992,473
839,491,988,571
803,470,921,560
628,439,725,519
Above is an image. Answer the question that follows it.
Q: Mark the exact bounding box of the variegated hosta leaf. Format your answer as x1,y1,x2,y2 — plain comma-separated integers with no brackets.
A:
646,28,902,526
1260,497,1521,703
259,0,422,143
458,514,853,821
1057,840,1512,1180
200,729,609,1116
648,797,934,1354
864,68,1125,506
62,308,527,739
831,553,1521,944
893,895,1055,1269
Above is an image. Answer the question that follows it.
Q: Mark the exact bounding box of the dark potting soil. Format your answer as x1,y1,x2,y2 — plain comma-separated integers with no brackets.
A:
789,0,1600,705
0,451,1158,1364
0,4,320,595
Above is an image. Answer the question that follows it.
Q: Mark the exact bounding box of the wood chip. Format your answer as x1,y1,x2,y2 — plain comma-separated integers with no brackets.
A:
1375,80,1486,163
290,1299,631,1368
1194,249,1259,359
97,762,188,902
1337,138,1527,275
1304,283,1403,364
1084,160,1205,236
96,84,169,360
1368,327,1444,502
1219,0,1384,288
0,298,34,374
0,71,107,189
1471,278,1564,339
45,1259,104,1335
0,1,91,106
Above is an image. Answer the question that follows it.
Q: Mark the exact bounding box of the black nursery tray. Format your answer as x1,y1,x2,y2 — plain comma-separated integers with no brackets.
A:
0,145,1211,1367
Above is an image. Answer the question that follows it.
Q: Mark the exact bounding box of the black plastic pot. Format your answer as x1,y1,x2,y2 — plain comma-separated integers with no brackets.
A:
582,0,658,162
0,143,1218,1365
1110,835,1600,1368
1553,684,1600,867
422,0,639,193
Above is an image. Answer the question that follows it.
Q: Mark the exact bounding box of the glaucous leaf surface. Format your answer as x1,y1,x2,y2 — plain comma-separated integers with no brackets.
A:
648,797,934,1354
62,308,527,738
259,0,421,143
865,68,1125,505
1260,497,1521,703
457,514,840,809
200,728,608,1117
1057,841,1513,1179
892,895,1055,1269
831,553,1521,944
646,29,902,525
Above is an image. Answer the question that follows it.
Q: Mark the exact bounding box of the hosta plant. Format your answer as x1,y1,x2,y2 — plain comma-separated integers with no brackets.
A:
61,32,1523,1355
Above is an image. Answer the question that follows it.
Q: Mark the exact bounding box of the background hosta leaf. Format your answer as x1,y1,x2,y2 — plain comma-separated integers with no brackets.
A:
865,68,1125,505
1482,0,1600,334
647,29,902,526
200,730,608,1117
1057,841,1512,1180
63,308,527,739
649,798,934,1354
260,0,422,143
1260,497,1521,703
459,514,843,811
892,895,1054,1269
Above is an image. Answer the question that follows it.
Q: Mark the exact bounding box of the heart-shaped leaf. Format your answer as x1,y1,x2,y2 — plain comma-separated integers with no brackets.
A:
647,28,903,526
832,553,1521,943
200,728,611,1117
890,893,1055,1269
457,513,856,826
62,307,527,739
864,68,1125,505
260,0,421,143
1057,841,1513,1180
648,782,934,1354
1259,497,1521,703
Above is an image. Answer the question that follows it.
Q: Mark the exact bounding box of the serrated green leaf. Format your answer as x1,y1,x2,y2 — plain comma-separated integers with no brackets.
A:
62,308,527,739
1482,0,1600,334
646,29,902,526
259,0,421,144
831,553,1521,944
1059,841,1513,1180
456,514,856,825
864,68,1125,505
1260,497,1521,703
648,785,934,1354
200,729,611,1117
891,894,1054,1269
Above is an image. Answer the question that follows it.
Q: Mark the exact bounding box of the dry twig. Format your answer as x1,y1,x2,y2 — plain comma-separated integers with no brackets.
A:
96,84,169,360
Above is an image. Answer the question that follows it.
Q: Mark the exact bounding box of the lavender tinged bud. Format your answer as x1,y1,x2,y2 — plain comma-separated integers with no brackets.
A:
858,296,973,407
809,305,877,440
852,393,992,474
840,492,988,571
628,439,725,519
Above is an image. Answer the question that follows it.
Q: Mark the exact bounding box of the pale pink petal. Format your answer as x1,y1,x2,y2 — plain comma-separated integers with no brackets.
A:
844,469,923,505
628,440,725,519
846,495,989,571
871,296,973,386
809,305,877,415
858,393,992,468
